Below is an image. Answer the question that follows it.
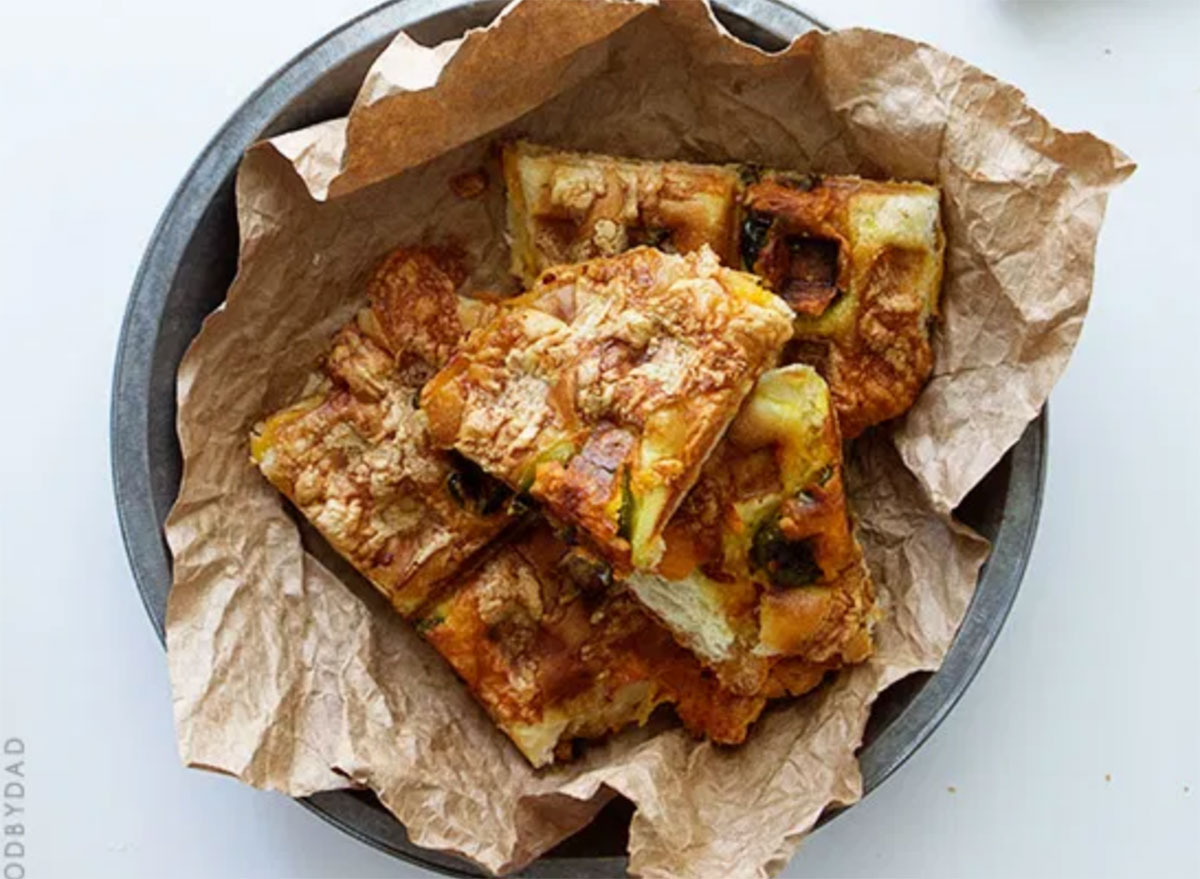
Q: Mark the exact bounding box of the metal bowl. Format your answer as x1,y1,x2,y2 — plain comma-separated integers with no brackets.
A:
110,1,1046,875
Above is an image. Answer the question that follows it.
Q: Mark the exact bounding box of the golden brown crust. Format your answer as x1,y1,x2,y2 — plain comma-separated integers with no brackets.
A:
743,175,944,438
420,246,794,571
626,366,876,693
248,169,914,762
251,248,512,617
760,659,832,701
757,556,875,663
367,245,470,375
504,141,742,285
506,145,945,438
418,523,770,765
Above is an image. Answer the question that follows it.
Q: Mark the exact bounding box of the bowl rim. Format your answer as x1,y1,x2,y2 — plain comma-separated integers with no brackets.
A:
109,1,1046,875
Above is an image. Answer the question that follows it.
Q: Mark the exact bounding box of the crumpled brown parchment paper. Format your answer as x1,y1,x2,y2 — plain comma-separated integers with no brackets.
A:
163,1,1133,875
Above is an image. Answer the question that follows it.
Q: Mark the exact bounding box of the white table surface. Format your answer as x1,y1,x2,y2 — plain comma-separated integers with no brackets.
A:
0,0,1196,876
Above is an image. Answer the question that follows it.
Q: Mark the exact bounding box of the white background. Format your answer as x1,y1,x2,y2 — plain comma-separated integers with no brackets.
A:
0,0,1196,876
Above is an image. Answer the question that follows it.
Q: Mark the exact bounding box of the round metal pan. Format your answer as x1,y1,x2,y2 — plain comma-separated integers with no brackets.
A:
110,1,1046,875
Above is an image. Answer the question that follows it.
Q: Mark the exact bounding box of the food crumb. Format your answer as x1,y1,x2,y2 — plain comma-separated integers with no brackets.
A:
946,785,956,794
1105,773,1111,782
450,169,488,199
1103,48,1112,55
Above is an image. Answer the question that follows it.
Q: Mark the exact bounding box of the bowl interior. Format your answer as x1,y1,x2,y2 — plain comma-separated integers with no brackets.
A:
111,2,1044,876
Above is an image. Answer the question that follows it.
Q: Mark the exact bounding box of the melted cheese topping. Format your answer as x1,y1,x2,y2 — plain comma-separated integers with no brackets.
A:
421,246,793,571
504,141,742,286
250,248,512,618
624,365,875,692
